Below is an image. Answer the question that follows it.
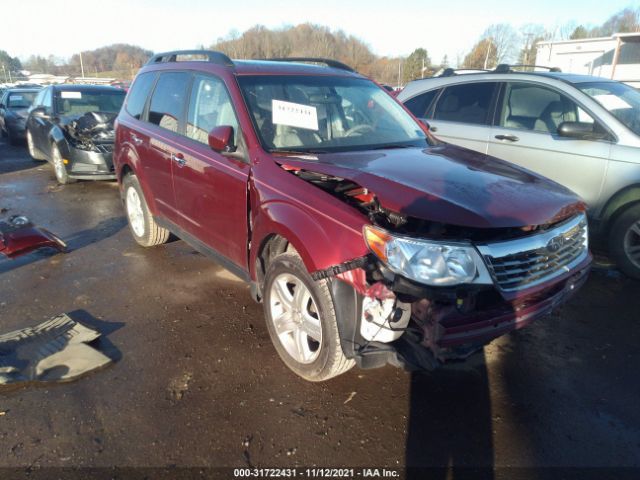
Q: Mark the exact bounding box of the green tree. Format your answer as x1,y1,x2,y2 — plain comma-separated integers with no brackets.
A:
463,38,497,69
0,50,22,77
402,48,430,83
570,25,589,39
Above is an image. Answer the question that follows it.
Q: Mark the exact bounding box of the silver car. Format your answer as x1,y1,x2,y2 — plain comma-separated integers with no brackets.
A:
398,68,640,279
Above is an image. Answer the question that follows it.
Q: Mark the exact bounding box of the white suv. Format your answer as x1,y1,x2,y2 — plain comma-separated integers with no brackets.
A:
398,66,640,278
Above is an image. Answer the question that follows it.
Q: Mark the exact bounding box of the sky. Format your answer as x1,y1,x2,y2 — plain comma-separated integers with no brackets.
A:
4,0,639,65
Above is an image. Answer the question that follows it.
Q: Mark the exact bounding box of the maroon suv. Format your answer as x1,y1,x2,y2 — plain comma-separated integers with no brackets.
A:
114,51,591,381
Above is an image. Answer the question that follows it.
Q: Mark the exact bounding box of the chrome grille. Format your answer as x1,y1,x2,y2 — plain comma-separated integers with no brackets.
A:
477,214,588,292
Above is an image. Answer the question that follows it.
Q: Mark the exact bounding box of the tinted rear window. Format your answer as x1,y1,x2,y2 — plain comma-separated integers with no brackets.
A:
7,91,38,109
148,72,191,133
433,82,497,125
126,72,156,120
404,89,440,118
55,90,125,115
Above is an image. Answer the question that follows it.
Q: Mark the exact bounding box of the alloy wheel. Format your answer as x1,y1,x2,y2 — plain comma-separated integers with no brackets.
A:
624,220,640,269
126,187,145,237
269,273,323,364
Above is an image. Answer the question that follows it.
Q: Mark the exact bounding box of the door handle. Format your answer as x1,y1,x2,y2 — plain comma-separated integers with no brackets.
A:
171,152,186,167
131,133,144,146
494,134,519,142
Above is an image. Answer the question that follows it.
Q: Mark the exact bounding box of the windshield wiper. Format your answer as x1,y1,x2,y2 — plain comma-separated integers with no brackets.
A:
370,144,417,150
270,149,328,155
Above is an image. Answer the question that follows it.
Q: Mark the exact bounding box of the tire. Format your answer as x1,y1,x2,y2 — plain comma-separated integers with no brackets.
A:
609,204,640,280
123,174,170,247
263,252,355,381
51,143,76,184
26,129,46,161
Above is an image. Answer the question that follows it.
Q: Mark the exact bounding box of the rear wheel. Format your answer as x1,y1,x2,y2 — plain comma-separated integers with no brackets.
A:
123,174,170,247
609,204,640,280
263,252,354,381
26,130,46,160
51,143,76,184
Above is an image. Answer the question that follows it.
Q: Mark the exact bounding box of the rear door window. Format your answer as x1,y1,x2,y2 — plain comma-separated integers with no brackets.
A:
126,72,157,120
148,72,191,133
433,82,497,125
404,89,440,118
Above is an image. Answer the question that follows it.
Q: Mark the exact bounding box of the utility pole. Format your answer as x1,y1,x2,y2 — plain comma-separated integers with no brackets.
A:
8,68,12,83
1,64,6,82
397,59,402,89
80,51,85,78
483,41,493,70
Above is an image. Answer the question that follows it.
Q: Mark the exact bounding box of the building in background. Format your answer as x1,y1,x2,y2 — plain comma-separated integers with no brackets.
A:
536,33,640,88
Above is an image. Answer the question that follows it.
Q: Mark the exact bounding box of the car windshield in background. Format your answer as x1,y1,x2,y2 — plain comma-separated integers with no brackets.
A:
238,75,428,153
8,91,38,109
578,81,640,136
55,90,126,115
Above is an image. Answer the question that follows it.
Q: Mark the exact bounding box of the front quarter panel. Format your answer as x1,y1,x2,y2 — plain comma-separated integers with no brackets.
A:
249,157,369,280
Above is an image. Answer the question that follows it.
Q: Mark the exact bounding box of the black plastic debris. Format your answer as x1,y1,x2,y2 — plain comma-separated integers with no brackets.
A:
0,313,112,386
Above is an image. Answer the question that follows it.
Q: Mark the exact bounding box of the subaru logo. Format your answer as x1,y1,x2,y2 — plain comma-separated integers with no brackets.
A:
546,235,565,253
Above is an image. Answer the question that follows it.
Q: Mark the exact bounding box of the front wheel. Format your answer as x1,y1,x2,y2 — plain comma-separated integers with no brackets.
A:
609,204,640,280
263,252,355,381
27,130,46,160
51,143,76,184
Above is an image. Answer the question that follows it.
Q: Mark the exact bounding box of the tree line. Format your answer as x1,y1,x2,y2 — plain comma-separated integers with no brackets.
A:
462,6,639,69
1,5,637,85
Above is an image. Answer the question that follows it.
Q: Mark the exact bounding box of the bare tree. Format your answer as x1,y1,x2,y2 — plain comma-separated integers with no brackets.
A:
482,24,520,66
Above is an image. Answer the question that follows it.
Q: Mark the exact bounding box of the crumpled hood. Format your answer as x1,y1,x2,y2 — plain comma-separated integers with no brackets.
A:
276,144,585,229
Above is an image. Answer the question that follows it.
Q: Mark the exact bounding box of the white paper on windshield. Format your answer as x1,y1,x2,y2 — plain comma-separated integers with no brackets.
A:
272,99,318,130
11,95,23,101
61,91,82,99
594,94,631,111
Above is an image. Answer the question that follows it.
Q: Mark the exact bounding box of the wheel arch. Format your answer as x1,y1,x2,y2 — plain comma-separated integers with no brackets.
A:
600,184,640,237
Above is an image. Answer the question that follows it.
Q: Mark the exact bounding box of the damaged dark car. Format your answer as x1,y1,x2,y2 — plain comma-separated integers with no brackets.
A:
115,51,592,381
26,84,125,184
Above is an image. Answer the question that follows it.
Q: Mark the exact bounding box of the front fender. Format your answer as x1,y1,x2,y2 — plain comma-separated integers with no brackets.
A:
250,199,368,280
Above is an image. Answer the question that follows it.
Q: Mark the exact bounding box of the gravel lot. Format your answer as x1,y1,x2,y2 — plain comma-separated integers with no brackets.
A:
0,138,639,479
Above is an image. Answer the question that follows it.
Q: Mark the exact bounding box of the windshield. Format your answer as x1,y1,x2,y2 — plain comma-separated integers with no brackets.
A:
238,75,428,152
7,91,38,109
55,90,126,115
578,81,640,136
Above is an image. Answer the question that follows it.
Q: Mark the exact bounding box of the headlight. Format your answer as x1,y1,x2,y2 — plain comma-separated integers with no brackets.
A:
363,225,492,286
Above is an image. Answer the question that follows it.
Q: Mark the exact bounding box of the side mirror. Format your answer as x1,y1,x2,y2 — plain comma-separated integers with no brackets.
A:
419,118,431,131
557,121,606,140
0,103,5,109
208,125,236,153
31,106,47,118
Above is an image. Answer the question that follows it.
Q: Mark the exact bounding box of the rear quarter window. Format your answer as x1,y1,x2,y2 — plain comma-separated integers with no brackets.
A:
125,72,157,120
404,89,440,118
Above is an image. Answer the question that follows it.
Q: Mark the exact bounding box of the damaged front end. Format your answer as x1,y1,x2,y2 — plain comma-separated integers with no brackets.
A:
279,161,591,371
0,216,66,259
59,112,117,180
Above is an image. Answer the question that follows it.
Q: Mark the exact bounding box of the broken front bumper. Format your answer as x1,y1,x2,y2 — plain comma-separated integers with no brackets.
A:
0,217,66,258
66,146,116,181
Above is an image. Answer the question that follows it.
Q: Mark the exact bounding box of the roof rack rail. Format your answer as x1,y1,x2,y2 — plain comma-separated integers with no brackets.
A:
437,67,490,77
493,63,562,73
264,57,355,72
146,50,234,67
